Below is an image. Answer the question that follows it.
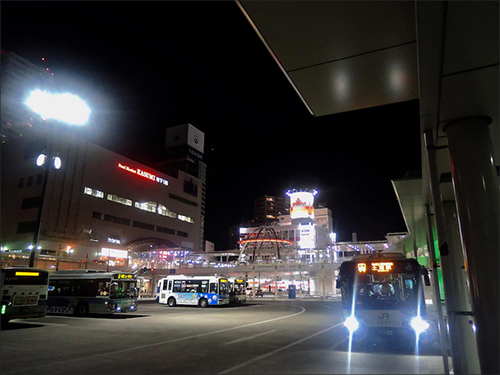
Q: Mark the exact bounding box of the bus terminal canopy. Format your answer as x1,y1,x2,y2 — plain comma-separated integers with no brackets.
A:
237,1,418,117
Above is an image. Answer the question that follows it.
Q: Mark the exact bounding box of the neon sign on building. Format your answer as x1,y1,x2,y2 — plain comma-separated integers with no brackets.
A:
118,162,168,186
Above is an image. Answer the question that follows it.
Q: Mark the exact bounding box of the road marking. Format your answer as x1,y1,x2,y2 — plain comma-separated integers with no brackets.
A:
10,320,67,327
223,329,277,345
5,305,307,373
218,322,344,374
107,306,305,354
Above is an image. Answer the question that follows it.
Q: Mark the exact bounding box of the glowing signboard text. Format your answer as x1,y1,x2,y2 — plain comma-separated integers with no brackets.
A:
116,274,133,279
357,262,394,273
371,262,394,273
118,163,168,186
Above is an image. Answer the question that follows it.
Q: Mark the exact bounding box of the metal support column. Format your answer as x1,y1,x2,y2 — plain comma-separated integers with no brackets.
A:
274,265,278,299
444,116,499,375
426,127,482,373
252,266,256,297
299,264,303,299
425,205,451,375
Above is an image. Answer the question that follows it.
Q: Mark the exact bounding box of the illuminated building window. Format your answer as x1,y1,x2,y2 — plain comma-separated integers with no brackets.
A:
107,194,132,206
158,204,177,218
178,214,194,224
134,201,157,213
84,187,104,198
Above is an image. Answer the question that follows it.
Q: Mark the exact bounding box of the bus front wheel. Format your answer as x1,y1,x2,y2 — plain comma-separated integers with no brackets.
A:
167,297,176,307
199,298,208,308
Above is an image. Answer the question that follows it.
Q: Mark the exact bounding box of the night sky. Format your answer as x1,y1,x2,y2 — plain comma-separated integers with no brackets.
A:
2,2,421,249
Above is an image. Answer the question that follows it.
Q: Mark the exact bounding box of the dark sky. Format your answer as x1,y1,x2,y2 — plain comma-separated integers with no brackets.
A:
1,1,421,249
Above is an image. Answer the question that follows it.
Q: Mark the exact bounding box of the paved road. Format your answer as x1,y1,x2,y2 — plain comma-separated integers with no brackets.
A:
0,299,447,374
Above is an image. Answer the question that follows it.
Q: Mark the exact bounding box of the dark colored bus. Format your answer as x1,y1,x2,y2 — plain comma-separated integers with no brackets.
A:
48,270,138,315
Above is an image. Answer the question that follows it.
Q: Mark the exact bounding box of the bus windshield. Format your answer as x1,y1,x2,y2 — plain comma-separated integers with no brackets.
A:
353,272,419,309
219,279,229,296
110,280,138,299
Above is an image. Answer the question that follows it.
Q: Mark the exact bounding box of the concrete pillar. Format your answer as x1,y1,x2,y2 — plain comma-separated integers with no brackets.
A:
444,116,499,375
442,201,481,374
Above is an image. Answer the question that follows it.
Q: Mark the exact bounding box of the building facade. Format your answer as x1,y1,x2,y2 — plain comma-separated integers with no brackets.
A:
253,194,289,224
1,132,204,271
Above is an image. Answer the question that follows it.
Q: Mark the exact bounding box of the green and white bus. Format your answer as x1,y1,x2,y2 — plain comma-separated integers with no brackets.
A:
47,270,138,316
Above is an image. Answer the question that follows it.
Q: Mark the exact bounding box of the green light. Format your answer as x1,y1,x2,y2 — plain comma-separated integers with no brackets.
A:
1,305,6,315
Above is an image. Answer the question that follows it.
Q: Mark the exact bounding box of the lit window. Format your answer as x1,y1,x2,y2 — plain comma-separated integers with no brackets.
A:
158,204,177,218
84,187,104,198
107,194,132,206
134,201,157,213
178,214,194,224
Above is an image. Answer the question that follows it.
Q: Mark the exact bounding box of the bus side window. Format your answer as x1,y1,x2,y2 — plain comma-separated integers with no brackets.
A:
209,283,217,294
98,281,108,296
168,280,172,291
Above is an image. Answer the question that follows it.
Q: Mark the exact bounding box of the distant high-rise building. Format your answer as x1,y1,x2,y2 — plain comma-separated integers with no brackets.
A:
156,123,207,251
253,194,289,225
0,51,53,140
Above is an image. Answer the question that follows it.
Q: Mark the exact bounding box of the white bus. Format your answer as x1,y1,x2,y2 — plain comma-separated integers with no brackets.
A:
158,275,230,307
1,267,49,324
47,270,138,315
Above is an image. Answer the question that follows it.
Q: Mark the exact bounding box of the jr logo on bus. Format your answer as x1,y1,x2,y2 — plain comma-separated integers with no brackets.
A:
378,313,390,320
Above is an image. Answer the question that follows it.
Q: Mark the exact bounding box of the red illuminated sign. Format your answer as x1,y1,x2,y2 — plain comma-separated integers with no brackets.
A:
118,163,168,186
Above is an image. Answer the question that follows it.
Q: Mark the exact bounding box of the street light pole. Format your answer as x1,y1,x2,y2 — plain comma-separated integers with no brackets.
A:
25,89,90,268
29,139,52,268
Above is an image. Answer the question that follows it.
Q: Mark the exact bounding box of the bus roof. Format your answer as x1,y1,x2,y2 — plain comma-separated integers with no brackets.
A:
52,269,107,274
49,270,136,280
349,252,408,261
161,275,229,280
1,267,49,274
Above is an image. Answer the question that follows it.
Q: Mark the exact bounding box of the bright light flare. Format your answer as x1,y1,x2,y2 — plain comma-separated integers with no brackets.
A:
410,316,430,335
343,315,359,333
25,89,91,125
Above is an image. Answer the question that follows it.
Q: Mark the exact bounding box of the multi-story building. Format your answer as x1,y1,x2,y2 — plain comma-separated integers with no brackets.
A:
253,194,289,224
1,50,54,141
157,123,207,251
1,131,204,270
0,52,205,272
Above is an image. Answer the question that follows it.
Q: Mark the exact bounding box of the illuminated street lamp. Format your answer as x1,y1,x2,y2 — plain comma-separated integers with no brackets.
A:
26,89,90,267
56,245,73,271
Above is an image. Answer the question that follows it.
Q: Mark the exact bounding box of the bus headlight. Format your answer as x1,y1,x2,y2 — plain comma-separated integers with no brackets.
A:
410,316,430,335
343,315,360,333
